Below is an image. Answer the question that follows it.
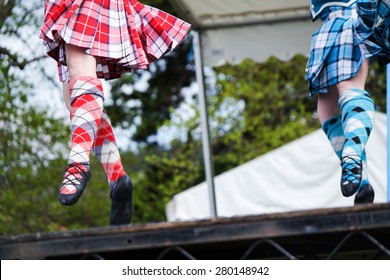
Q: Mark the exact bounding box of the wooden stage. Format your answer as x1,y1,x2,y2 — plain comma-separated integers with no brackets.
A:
1,203,390,260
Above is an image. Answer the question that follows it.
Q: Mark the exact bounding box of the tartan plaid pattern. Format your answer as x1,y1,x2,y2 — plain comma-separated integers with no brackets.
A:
339,89,375,160
40,0,191,82
68,76,104,167
322,108,371,194
310,0,357,21
305,2,390,95
375,0,390,26
61,76,104,194
370,0,390,60
92,111,126,188
339,89,374,195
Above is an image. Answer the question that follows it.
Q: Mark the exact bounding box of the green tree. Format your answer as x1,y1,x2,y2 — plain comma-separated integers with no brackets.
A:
0,0,194,234
366,60,387,111
130,55,388,223
1,0,387,234
106,37,195,145
106,0,195,144
210,56,318,171
0,0,117,235
0,54,66,234
0,1,46,71
129,56,314,222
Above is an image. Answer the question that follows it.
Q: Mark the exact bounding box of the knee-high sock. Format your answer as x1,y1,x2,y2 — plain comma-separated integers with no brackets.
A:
67,76,104,168
338,88,374,188
338,88,375,160
322,113,370,187
92,111,126,189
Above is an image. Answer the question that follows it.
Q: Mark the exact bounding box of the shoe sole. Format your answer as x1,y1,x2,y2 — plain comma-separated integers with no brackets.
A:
354,184,375,205
110,175,133,225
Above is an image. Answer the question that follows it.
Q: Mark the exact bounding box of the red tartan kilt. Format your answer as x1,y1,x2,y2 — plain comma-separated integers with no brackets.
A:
40,0,191,81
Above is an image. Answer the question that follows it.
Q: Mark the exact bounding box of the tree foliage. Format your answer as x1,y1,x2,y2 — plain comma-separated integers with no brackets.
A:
0,0,387,235
106,36,195,144
0,53,66,234
130,55,387,223
132,55,316,222
0,0,121,235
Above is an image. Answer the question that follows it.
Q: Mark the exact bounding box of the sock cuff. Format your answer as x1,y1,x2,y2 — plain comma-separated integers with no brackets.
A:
338,89,375,116
69,76,104,103
338,88,372,106
69,76,102,89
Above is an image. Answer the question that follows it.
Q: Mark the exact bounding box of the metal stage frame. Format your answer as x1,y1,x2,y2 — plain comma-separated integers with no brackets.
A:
1,203,390,260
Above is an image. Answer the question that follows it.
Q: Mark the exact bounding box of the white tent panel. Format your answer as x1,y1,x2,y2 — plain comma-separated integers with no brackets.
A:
166,113,388,222
168,0,390,217
202,20,320,67
171,0,310,28
172,0,321,66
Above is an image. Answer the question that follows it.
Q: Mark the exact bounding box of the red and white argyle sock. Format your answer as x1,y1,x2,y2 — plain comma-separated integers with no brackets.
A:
92,111,126,189
61,76,104,194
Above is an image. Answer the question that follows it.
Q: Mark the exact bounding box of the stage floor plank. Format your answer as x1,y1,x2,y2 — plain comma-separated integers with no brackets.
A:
1,203,390,260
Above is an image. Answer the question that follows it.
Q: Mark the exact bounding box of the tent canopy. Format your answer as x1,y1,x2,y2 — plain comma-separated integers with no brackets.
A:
167,1,390,216
169,1,323,217
171,0,320,66
171,0,310,30
166,113,388,221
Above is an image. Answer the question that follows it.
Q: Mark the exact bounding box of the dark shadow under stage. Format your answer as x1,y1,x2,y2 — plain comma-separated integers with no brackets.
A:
1,203,390,260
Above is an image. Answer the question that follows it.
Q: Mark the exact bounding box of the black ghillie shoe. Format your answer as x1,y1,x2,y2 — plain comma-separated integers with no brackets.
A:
340,156,362,197
110,174,133,225
59,163,91,206
354,184,375,205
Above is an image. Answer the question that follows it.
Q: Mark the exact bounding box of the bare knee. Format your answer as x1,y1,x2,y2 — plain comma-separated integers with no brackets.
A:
317,86,340,124
65,44,97,81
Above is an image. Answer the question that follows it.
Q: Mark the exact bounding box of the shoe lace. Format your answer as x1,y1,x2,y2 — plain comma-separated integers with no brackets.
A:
62,163,89,187
341,155,362,178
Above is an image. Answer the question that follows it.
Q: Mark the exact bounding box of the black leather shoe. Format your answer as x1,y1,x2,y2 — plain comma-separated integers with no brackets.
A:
340,156,362,197
354,184,375,205
110,174,133,225
59,163,91,206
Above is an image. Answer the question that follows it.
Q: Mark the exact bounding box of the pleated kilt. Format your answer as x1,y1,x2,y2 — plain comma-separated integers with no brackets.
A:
305,1,390,96
370,0,390,59
40,0,191,82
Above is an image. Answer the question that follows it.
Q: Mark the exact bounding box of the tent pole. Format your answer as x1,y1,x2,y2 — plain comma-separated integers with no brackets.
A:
193,31,217,218
387,64,390,202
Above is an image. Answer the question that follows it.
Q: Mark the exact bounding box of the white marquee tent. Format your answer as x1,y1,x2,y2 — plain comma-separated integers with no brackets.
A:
169,0,390,218
171,0,320,66
166,113,388,221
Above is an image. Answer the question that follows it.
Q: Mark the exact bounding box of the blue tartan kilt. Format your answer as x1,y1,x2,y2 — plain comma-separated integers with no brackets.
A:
306,1,390,96
371,0,390,60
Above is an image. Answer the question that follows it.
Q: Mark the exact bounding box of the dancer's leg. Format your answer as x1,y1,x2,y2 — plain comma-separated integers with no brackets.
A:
338,87,375,197
318,60,374,203
91,110,133,225
93,111,126,188
59,44,104,205
322,113,374,203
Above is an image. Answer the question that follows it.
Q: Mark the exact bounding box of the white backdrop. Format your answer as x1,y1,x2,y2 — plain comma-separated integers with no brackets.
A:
167,1,388,219
171,0,321,66
166,113,388,221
